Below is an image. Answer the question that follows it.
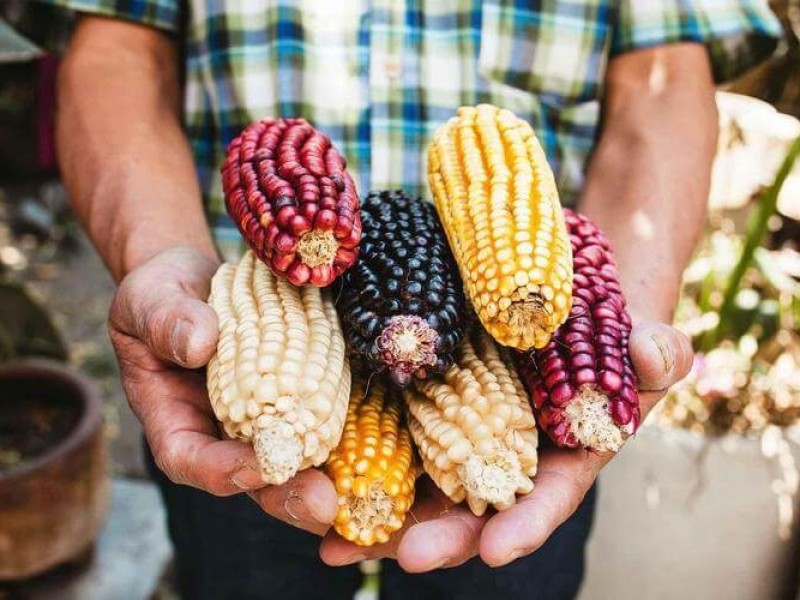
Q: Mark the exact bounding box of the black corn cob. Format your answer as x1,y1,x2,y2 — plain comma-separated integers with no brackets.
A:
337,190,468,387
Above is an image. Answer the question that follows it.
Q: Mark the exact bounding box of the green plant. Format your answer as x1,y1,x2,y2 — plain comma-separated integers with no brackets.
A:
657,135,800,434
701,134,800,350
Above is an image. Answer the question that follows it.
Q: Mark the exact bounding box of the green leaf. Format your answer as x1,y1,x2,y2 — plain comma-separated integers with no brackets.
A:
701,134,800,351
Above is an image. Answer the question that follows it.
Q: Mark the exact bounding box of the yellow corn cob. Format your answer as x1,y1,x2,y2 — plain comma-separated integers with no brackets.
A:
404,327,538,516
427,103,573,350
326,371,416,547
206,251,350,485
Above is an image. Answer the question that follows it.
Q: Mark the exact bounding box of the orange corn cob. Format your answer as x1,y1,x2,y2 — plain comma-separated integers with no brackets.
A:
326,371,417,546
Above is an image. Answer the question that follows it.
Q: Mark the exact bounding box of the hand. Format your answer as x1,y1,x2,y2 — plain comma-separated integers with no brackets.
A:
109,246,338,535
319,319,693,570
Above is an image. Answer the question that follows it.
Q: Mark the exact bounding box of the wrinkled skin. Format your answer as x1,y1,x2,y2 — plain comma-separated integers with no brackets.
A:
109,247,338,535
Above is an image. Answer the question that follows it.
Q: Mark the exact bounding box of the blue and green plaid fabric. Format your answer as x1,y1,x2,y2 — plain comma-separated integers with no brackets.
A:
42,0,780,256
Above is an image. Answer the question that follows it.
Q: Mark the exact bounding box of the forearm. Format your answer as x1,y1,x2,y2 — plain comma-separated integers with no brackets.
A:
57,17,216,282
580,43,717,322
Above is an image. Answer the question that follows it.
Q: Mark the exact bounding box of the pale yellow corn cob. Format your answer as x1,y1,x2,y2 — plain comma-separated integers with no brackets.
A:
206,250,350,484
326,371,416,547
404,328,538,516
427,103,573,350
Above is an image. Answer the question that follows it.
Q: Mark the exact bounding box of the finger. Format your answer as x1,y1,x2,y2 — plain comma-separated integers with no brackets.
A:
142,389,267,494
154,430,268,495
119,357,264,495
396,507,484,572
319,478,444,565
249,469,338,536
319,479,484,571
630,322,693,392
319,503,483,570
479,451,603,568
319,523,396,565
110,248,220,369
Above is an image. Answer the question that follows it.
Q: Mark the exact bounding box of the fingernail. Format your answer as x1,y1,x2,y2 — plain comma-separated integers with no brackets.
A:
500,546,533,567
230,463,264,490
284,489,307,522
651,333,675,377
431,556,456,570
334,553,367,566
171,318,192,365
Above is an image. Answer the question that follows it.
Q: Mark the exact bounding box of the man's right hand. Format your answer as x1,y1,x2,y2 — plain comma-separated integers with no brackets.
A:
108,246,338,535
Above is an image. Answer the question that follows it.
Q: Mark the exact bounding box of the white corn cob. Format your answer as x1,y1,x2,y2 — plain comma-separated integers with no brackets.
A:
206,251,351,484
404,328,538,515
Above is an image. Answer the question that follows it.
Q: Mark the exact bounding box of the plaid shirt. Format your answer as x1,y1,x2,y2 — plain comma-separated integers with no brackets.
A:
43,0,780,256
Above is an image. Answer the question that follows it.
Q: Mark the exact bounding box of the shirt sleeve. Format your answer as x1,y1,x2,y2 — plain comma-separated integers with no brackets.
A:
613,0,782,83
35,0,180,33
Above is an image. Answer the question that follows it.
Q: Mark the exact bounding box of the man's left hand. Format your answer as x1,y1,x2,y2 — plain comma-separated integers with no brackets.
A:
319,319,692,571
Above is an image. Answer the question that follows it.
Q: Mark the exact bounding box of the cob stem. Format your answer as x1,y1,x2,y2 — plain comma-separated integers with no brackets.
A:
507,296,548,338
376,316,439,387
459,449,531,513
297,229,338,267
252,417,304,485
563,387,624,452
346,481,396,541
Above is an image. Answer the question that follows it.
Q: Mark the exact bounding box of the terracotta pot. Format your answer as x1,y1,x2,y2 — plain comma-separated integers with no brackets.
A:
580,426,800,600
0,360,109,580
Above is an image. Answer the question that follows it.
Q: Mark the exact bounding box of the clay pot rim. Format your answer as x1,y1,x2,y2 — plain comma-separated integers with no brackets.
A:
0,358,103,483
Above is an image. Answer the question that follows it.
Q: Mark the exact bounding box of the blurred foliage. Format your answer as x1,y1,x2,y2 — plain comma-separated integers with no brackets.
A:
656,135,800,434
730,0,800,119
701,135,800,350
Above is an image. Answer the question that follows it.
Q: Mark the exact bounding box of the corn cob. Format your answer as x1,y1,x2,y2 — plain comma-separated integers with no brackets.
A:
222,118,362,287
516,209,639,452
326,370,416,547
404,328,538,516
337,190,468,388
427,104,572,350
206,251,351,484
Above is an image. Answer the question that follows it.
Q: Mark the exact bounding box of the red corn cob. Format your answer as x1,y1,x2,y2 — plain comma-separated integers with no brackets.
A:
516,208,639,452
221,118,362,287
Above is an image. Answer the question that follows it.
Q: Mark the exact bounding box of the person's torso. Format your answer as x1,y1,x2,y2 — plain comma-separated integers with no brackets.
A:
182,0,614,252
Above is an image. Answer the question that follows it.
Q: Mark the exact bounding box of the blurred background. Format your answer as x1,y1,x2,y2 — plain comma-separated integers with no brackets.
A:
0,1,799,599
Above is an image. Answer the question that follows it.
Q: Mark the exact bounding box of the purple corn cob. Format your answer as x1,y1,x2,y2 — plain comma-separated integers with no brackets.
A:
516,208,639,452
221,118,361,287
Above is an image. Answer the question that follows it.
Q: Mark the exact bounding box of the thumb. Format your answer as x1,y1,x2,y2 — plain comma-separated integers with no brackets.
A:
629,322,694,391
110,250,220,369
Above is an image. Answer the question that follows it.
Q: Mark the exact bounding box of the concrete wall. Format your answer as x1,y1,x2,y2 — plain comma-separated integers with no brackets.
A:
580,426,800,600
